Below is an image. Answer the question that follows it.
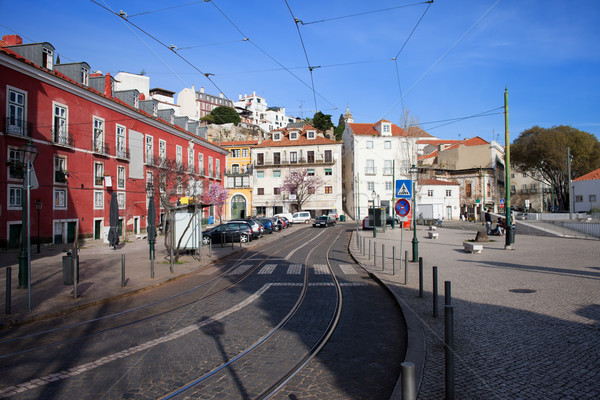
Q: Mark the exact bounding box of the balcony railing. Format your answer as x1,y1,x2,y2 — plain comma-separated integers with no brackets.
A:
224,166,254,176
382,167,393,176
145,154,156,166
92,141,110,156
4,117,32,137
364,167,377,176
52,130,74,148
256,155,335,167
115,147,130,161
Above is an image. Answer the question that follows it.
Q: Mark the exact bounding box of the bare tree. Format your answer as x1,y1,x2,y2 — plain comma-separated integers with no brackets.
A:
282,168,325,211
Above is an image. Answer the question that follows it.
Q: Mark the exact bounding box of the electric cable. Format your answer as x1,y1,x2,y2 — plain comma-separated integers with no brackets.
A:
298,1,433,25
126,1,207,18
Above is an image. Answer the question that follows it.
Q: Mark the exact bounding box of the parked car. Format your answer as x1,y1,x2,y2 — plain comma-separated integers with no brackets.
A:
202,223,252,245
292,211,312,224
274,213,294,225
228,219,262,239
258,218,275,234
313,215,336,228
271,217,284,231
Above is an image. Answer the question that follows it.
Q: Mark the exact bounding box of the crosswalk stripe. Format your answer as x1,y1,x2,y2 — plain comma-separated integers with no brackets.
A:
339,264,358,275
258,264,277,274
314,264,328,274
287,264,303,274
228,264,253,275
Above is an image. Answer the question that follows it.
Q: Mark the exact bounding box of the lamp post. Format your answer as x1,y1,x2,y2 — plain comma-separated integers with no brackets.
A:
18,140,38,292
146,183,156,278
410,164,419,262
35,199,42,253
371,189,377,238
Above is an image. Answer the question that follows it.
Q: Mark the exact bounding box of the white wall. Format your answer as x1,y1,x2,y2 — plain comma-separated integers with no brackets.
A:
573,179,600,212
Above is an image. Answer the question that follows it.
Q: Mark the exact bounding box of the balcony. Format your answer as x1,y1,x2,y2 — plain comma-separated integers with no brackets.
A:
224,165,253,176
382,167,393,176
145,154,156,166
364,167,377,176
255,155,335,167
92,141,110,157
4,117,32,137
52,130,74,148
115,147,130,161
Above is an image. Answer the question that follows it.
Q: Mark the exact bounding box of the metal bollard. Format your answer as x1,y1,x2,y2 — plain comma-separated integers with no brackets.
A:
121,254,126,287
381,244,385,271
419,257,424,298
392,246,396,275
73,253,79,299
445,305,455,400
404,251,408,284
433,266,439,317
374,242,377,267
368,240,371,260
445,280,452,305
170,247,174,274
362,237,365,256
5,267,11,314
401,361,416,400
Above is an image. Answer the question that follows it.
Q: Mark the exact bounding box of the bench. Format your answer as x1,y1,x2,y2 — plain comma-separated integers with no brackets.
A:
429,226,437,231
136,234,148,240
428,231,439,239
463,241,483,254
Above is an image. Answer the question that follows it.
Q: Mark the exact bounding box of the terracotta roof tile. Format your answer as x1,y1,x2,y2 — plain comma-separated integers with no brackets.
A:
420,178,460,186
574,167,600,181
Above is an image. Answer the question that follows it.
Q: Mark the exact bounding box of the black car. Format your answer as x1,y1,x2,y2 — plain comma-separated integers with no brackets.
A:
202,223,252,245
228,219,262,239
313,215,336,228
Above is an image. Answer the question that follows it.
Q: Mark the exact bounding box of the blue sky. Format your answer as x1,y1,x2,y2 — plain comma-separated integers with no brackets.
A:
2,0,599,142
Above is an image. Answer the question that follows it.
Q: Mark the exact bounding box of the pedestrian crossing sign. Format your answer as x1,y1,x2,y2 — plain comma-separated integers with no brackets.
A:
395,179,412,198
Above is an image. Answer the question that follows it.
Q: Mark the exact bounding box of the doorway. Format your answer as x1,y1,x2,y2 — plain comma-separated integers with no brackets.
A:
231,194,246,219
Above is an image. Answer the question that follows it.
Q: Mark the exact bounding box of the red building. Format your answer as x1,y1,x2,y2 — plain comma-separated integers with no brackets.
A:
0,34,226,247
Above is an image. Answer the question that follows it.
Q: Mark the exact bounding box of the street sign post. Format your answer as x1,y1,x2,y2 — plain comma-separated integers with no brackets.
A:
395,179,412,198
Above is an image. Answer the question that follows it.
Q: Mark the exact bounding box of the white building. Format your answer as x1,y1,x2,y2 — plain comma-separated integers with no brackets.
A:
342,110,433,221
416,179,461,221
234,92,294,132
177,86,234,120
573,168,600,213
252,123,343,217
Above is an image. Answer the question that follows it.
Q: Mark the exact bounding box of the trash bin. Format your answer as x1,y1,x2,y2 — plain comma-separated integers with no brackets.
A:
62,251,79,285
208,215,215,225
340,215,345,222
509,224,516,244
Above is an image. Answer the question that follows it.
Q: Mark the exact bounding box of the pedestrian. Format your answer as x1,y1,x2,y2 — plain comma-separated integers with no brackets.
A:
485,209,492,234
438,214,443,228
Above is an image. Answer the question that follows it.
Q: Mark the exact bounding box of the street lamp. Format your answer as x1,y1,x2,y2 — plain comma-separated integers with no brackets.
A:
146,183,156,278
18,140,38,293
35,199,43,253
410,164,419,262
371,189,377,238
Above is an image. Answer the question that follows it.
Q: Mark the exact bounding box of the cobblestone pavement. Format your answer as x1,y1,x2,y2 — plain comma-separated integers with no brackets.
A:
349,222,600,399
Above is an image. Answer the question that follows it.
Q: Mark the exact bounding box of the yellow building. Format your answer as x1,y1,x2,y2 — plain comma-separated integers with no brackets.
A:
220,140,258,219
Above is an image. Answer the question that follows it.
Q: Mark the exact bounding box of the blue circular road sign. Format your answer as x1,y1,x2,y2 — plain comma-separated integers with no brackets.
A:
395,198,411,217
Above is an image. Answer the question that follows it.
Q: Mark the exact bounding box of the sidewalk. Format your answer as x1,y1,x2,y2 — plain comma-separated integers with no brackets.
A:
349,223,600,399
0,226,299,328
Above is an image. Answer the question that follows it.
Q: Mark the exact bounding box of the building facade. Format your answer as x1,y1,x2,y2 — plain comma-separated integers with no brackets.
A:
234,92,294,132
0,34,226,247
573,168,600,213
177,86,234,120
220,140,258,220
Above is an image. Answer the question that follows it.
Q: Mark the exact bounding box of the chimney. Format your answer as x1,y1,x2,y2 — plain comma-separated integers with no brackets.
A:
139,93,146,100
200,87,204,93
104,73,113,98
1,34,23,46
238,93,242,101
219,93,223,99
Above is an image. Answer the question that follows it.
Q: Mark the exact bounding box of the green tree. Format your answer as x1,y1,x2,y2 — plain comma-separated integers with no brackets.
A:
208,106,241,125
312,111,334,133
334,113,345,141
511,125,600,211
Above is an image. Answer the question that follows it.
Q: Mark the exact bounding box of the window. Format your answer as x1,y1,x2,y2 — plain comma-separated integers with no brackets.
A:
94,162,104,186
274,152,281,164
176,177,182,194
176,145,182,167
117,192,125,209
307,151,315,163
53,103,68,145
54,156,67,183
159,140,167,165
93,117,104,153
591,195,597,202
258,188,264,195
273,133,281,141
446,189,452,197
575,195,583,202
117,166,125,189
232,164,240,174
325,168,332,176
325,186,333,194
307,169,315,176
146,171,153,187
290,131,298,140
208,157,213,177
188,147,194,172
383,124,391,134
385,182,392,191
274,187,282,195
242,149,248,157
198,153,204,174
230,149,240,157
116,125,127,159
215,159,220,178
81,65,89,86
466,183,472,198
145,135,154,165
257,171,264,178
8,148,23,180
307,131,315,139
257,153,264,165
7,87,26,136
8,186,22,209
324,150,332,163
366,141,373,149
94,191,104,209
308,187,316,194
273,170,281,177
366,159,375,175
384,140,391,149
290,152,298,163
54,189,67,209
428,190,434,197
384,160,392,175
42,47,53,69
367,181,374,191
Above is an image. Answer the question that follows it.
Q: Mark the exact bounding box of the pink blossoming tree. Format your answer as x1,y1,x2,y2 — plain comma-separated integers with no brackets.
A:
282,168,325,211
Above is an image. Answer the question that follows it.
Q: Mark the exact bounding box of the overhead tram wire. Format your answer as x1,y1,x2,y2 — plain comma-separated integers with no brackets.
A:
285,0,318,112
414,107,504,131
382,0,502,120
206,0,337,111
90,0,229,101
126,1,207,18
297,1,433,25
392,0,434,127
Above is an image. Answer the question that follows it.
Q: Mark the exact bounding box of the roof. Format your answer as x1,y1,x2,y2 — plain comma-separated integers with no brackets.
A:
574,168,600,181
348,120,434,138
219,140,259,147
418,150,438,161
443,136,490,151
418,139,462,145
420,178,460,186
255,124,339,148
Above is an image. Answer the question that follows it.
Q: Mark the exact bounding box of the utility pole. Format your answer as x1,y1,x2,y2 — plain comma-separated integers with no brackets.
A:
504,88,513,249
567,147,573,219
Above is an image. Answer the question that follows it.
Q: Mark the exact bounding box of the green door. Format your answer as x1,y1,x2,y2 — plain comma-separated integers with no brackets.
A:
94,220,102,240
231,195,246,220
9,224,22,248
67,222,76,243
118,219,123,236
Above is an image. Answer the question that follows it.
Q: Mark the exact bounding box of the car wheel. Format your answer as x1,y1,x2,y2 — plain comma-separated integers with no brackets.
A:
240,234,249,243
202,236,211,245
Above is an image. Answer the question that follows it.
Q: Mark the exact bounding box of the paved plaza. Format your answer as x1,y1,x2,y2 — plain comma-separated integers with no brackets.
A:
350,222,600,399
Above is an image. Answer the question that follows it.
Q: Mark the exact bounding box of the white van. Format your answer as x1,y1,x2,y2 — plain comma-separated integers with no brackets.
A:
292,211,312,224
